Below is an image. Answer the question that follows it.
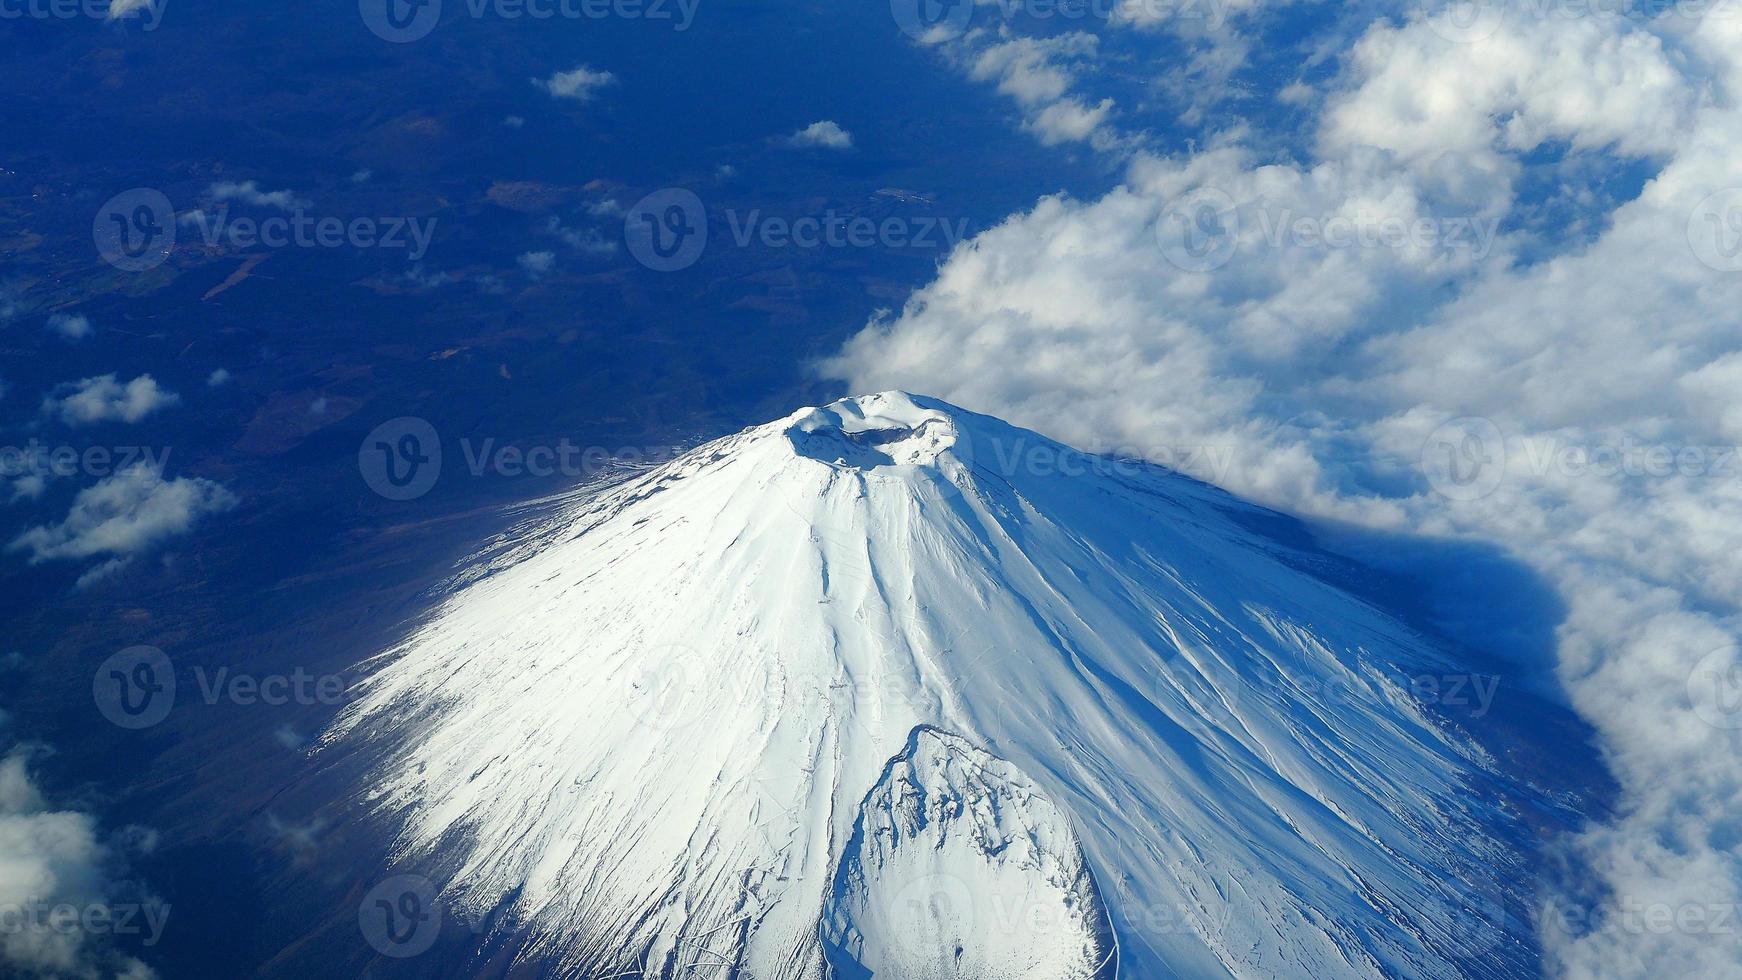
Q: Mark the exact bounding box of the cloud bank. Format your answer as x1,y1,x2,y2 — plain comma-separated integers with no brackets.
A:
833,5,1742,976
0,746,162,979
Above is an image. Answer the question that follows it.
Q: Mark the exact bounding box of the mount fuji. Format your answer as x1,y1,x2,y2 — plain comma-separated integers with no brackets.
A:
321,392,1586,979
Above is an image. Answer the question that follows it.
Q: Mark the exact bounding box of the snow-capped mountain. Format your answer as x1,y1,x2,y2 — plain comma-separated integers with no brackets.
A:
323,391,1549,978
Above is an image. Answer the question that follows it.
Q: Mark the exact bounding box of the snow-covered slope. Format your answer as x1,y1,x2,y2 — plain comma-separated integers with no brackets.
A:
323,392,1538,978
821,726,1116,979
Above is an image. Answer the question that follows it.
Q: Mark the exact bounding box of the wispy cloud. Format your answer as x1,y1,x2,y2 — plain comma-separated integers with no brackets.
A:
517,250,556,276
207,181,309,211
46,313,92,341
10,462,235,567
534,66,615,102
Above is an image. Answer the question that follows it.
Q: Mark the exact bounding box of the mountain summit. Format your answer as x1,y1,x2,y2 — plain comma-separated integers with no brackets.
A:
326,392,1540,978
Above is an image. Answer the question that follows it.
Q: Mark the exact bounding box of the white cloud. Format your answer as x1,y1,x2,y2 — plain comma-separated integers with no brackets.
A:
42,375,179,427
1319,9,1692,202
931,31,1127,149
207,181,308,211
46,314,92,342
970,35,1097,107
1026,97,1115,146
834,9,1742,976
10,463,236,566
105,0,154,18
544,216,617,256
0,746,161,979
534,65,615,102
517,250,555,276
205,368,230,387
788,120,853,150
